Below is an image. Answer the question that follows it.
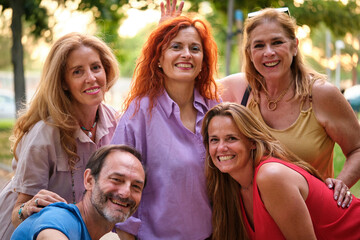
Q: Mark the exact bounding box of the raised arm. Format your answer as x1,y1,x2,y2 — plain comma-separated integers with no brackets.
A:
312,80,360,207
159,0,184,24
256,162,317,240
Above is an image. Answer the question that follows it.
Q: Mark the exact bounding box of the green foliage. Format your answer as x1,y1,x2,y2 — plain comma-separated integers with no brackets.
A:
0,119,14,131
113,23,157,77
0,120,13,166
334,144,360,197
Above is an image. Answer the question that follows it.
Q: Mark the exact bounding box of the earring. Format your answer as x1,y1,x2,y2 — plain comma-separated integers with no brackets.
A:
294,52,297,57
158,63,162,68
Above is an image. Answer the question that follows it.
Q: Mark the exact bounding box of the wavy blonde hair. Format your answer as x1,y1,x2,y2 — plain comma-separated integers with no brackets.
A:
243,8,326,100
201,102,322,240
11,32,119,170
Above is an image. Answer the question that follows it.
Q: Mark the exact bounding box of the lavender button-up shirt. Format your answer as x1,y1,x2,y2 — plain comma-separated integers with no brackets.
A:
112,89,219,240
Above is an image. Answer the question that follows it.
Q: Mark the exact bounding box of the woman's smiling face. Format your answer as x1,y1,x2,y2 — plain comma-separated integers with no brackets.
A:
159,27,203,86
248,21,298,82
64,45,107,110
208,115,255,176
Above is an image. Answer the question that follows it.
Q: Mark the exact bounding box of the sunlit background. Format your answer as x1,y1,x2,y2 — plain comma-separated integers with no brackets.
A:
0,0,359,197
0,0,360,110
1,0,359,106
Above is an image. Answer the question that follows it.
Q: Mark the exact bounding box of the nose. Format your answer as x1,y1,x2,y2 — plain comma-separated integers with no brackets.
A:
217,140,228,152
264,45,275,57
181,48,191,59
118,183,131,199
85,69,96,83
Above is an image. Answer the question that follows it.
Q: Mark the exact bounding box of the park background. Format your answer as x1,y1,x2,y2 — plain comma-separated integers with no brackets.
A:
0,0,359,197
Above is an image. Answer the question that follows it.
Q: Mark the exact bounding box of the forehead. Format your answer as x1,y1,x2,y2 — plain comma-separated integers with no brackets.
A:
170,27,202,44
100,151,145,181
249,21,288,42
209,115,239,133
67,46,100,64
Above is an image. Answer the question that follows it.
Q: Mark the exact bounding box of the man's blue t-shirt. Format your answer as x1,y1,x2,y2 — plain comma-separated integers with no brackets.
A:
11,202,91,240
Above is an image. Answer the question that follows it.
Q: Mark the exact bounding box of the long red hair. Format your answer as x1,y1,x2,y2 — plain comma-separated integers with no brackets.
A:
123,16,219,114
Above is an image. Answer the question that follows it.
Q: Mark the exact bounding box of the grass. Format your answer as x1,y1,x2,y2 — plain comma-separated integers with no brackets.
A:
334,144,360,197
0,119,359,197
0,119,14,167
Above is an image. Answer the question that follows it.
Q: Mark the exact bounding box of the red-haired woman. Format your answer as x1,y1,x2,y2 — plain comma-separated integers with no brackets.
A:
111,16,220,239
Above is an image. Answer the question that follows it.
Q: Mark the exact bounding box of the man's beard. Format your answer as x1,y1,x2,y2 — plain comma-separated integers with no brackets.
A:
91,182,138,223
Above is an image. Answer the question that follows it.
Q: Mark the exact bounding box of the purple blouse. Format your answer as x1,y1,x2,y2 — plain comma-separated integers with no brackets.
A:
112,89,219,240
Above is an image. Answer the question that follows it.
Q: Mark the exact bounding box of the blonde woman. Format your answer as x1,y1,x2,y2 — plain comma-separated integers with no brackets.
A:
219,8,359,207
202,102,360,240
0,32,119,239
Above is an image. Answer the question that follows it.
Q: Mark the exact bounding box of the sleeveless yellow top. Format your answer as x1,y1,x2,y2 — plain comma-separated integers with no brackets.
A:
248,95,335,179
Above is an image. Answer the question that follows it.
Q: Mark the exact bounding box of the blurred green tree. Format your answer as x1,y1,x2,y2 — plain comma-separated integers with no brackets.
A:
1,0,360,115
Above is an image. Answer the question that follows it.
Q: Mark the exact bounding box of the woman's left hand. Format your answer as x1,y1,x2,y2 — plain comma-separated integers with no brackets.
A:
159,0,184,24
325,178,352,208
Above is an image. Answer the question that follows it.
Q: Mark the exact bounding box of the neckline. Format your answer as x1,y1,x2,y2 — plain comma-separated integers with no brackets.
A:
249,98,313,132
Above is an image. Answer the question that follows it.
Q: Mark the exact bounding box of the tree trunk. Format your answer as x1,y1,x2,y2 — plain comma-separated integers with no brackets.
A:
10,0,26,117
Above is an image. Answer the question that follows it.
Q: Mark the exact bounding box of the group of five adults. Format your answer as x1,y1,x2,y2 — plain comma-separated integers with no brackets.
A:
0,0,359,239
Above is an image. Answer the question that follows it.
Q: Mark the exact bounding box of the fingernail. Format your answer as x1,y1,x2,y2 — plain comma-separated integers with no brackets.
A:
328,184,333,188
342,203,346,208
334,195,338,200
338,201,341,206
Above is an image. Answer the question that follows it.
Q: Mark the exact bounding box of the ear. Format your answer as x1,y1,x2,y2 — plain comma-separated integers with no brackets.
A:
84,169,95,191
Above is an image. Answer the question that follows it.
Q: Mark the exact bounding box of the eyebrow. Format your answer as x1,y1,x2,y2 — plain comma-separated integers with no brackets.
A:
252,37,285,44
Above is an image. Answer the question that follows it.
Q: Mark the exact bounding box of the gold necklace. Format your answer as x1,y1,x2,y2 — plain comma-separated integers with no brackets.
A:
263,82,292,111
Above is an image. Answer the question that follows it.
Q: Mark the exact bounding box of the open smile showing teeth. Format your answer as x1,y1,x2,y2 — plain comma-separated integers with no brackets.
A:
264,61,279,67
176,63,193,68
110,199,128,207
85,88,99,93
218,155,234,162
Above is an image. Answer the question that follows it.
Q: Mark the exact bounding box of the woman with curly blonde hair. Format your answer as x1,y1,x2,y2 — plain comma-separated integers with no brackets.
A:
0,32,119,239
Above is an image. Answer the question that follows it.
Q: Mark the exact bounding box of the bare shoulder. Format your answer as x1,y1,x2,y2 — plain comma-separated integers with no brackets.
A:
256,162,289,185
312,80,343,102
217,72,248,103
218,72,247,87
312,79,357,127
256,162,304,188
37,229,69,240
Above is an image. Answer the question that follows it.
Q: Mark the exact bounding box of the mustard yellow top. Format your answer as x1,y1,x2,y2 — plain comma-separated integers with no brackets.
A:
248,96,335,179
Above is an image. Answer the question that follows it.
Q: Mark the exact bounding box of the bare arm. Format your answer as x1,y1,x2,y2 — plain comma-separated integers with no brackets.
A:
217,73,249,104
312,81,360,206
116,229,136,240
257,162,317,240
159,0,184,24
12,190,67,227
36,229,69,240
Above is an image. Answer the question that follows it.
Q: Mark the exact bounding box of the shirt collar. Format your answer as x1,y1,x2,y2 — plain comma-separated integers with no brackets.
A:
76,103,112,143
158,89,209,118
